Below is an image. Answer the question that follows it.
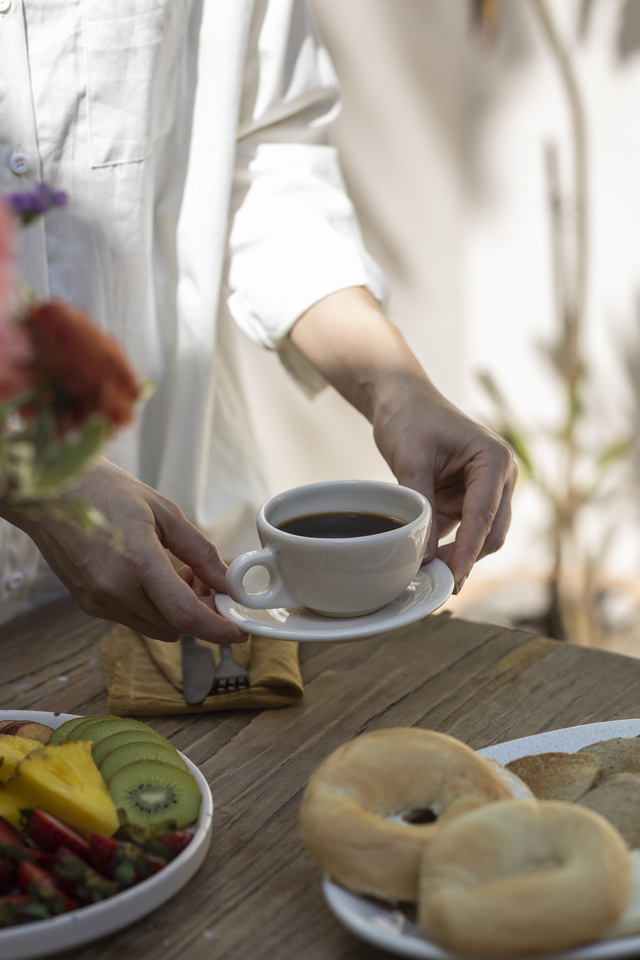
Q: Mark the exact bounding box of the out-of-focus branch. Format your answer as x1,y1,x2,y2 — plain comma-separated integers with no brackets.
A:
471,0,501,43
529,0,588,377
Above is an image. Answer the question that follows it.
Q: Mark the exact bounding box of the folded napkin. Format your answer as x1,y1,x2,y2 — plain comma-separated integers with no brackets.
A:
100,626,303,716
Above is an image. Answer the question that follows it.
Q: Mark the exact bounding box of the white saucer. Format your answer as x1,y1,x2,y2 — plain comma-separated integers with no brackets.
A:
214,558,454,643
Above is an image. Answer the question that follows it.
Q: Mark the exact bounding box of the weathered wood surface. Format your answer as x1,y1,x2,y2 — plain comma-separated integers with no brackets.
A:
1,598,640,960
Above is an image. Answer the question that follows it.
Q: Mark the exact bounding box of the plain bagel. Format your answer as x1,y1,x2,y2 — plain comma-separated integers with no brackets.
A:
418,799,631,957
299,727,512,902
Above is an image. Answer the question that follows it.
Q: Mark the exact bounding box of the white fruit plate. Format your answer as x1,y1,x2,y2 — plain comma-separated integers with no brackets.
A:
0,710,213,960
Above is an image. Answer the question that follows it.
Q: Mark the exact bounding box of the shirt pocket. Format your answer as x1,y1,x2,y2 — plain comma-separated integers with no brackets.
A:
82,0,187,167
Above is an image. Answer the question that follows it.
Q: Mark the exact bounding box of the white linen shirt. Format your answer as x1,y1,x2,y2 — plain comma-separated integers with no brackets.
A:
0,0,386,623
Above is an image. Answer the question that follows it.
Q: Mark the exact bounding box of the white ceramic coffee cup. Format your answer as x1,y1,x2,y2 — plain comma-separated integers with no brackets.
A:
224,480,431,617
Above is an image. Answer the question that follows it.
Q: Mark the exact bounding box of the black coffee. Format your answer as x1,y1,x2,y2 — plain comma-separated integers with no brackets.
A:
278,511,405,539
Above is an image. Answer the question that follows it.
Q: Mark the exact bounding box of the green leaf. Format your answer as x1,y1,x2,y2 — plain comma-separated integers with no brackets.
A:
477,372,535,477
595,437,632,470
500,425,535,477
478,371,511,415
0,387,42,421
29,416,108,493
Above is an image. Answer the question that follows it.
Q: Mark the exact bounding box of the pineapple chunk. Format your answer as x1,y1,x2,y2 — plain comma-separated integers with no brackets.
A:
0,735,44,782
0,789,24,828
2,740,119,838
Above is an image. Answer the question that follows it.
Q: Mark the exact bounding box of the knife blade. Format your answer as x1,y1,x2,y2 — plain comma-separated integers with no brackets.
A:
180,635,215,705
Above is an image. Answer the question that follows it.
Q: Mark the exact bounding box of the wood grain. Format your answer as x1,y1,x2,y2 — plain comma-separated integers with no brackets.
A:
1,600,640,959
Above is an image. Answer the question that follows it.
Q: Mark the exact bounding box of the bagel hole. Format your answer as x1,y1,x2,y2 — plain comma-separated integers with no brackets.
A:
401,808,438,824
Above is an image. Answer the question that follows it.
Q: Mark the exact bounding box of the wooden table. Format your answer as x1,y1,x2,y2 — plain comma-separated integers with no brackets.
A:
2,597,640,960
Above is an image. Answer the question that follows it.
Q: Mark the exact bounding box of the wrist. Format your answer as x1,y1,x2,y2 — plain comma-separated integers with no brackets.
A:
290,286,433,421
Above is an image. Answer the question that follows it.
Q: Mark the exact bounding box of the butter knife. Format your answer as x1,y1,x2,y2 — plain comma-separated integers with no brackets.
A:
180,635,215,705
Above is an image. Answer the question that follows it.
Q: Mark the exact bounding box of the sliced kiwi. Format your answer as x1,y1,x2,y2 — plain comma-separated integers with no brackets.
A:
48,716,96,746
99,741,188,786
92,729,168,767
109,760,201,828
70,717,166,745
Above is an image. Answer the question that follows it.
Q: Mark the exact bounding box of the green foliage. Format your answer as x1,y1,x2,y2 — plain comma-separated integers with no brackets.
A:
477,372,535,480
0,402,114,538
20,416,108,497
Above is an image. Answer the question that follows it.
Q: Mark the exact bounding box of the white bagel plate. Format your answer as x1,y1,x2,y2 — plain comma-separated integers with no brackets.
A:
324,718,640,960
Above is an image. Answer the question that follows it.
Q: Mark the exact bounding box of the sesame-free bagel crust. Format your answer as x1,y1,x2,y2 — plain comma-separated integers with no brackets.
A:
300,727,512,902
418,800,630,956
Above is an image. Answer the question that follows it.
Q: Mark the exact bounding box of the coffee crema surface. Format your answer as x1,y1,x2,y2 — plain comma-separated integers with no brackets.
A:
278,512,405,539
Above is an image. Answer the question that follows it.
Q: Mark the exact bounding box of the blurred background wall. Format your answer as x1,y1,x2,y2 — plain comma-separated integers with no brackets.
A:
231,0,640,632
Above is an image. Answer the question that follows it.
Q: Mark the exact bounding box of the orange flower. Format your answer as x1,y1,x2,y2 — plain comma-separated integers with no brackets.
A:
0,322,36,403
23,302,140,432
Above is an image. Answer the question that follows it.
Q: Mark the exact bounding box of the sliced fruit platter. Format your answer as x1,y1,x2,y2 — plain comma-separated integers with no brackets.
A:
0,711,213,960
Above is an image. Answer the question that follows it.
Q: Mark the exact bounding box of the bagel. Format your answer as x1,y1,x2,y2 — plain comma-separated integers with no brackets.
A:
417,800,630,957
299,727,512,902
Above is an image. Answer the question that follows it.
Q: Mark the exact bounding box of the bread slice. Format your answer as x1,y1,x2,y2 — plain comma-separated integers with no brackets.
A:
505,751,604,801
578,736,640,776
579,773,640,848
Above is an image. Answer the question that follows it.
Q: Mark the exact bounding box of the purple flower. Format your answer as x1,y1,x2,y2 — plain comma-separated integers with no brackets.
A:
5,183,68,225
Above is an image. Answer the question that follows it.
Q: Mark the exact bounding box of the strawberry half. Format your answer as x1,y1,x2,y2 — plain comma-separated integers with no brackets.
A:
114,820,177,847
52,846,118,904
88,835,166,888
148,832,192,861
26,809,90,859
113,822,192,861
0,894,51,927
0,857,15,895
0,818,26,848
17,861,78,914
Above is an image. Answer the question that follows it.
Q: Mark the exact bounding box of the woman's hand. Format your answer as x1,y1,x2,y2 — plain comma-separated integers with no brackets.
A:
1,458,244,643
370,372,516,590
290,286,516,592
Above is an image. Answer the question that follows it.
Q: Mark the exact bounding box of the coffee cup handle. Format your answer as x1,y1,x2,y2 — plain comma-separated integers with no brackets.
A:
224,548,299,609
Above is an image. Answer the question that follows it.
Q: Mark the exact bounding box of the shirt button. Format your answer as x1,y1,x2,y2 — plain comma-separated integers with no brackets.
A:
0,1,11,13
7,571,25,591
9,153,30,175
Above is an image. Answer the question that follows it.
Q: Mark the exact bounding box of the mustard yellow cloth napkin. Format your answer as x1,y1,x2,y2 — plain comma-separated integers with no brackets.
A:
100,626,303,716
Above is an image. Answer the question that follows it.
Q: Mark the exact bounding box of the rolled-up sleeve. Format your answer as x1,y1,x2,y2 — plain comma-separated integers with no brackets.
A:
226,0,387,370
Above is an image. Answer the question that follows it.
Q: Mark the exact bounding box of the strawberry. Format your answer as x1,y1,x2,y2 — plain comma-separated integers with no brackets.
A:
0,814,53,868
0,817,26,848
26,809,90,859
148,831,192,861
26,848,53,869
0,894,51,927
52,846,118,904
114,821,192,861
88,835,166,889
17,860,78,914
114,820,177,846
0,857,15,895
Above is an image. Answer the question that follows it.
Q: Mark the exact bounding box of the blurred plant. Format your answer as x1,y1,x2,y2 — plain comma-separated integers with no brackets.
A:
0,189,140,534
471,0,501,45
479,0,632,644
